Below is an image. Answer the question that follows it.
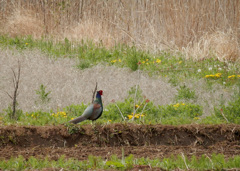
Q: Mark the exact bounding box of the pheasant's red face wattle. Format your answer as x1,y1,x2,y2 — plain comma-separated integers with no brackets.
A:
98,90,103,95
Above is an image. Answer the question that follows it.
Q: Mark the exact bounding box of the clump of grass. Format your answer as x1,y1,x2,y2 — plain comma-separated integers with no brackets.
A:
35,84,51,105
175,84,196,101
1,154,240,170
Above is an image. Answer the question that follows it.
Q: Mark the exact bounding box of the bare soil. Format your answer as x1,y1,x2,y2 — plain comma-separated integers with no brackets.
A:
0,124,240,161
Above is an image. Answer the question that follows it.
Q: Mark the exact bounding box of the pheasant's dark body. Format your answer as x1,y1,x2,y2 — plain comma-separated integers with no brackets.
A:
69,90,103,124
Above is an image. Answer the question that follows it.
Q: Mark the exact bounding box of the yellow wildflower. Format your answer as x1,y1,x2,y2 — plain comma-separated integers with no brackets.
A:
194,117,200,120
135,104,140,108
156,59,161,64
205,75,210,78
25,43,28,45
146,59,149,61
215,73,222,78
118,59,122,62
142,61,146,64
179,61,182,64
71,118,74,120
134,114,140,119
111,60,117,63
173,103,180,108
128,115,133,119
228,75,236,79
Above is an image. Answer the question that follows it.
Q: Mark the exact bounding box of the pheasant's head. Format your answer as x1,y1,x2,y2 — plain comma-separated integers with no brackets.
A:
98,90,103,96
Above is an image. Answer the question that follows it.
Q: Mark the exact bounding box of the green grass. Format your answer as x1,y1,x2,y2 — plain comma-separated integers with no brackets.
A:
1,35,240,125
0,35,240,87
1,85,239,126
0,154,240,170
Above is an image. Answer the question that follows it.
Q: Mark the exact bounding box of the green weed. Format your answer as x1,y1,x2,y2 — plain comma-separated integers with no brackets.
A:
0,154,240,170
175,84,196,101
35,84,51,104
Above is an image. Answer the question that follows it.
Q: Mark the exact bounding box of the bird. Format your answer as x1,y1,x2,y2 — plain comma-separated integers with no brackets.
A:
69,90,103,124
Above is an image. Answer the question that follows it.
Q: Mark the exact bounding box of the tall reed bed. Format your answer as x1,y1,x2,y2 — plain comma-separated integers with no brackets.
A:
0,0,239,60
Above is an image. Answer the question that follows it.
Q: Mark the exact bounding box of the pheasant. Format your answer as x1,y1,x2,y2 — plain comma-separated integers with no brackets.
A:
69,90,103,124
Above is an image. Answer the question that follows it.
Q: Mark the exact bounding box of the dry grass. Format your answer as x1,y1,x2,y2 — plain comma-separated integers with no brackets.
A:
0,0,239,61
3,9,44,38
0,48,235,116
183,31,240,62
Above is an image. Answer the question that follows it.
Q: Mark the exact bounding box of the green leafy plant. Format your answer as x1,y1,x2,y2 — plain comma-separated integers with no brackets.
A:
3,105,23,121
175,84,196,101
35,84,51,104
65,123,81,134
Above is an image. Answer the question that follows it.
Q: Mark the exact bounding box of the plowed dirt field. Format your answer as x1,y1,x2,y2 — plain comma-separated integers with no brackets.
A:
0,124,240,161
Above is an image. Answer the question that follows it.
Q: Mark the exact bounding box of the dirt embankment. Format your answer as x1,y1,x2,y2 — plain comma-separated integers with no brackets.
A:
0,124,240,160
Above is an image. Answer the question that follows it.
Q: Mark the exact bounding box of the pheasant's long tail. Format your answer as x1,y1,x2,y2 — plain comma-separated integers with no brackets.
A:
69,116,86,124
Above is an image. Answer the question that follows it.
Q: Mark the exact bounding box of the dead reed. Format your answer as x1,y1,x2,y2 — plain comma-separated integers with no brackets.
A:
0,0,239,60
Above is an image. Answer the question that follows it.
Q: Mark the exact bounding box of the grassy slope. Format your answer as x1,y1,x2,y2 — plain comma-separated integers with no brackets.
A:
0,36,239,125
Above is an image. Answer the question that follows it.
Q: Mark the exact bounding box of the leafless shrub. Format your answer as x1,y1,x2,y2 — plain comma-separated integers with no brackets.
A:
4,60,21,120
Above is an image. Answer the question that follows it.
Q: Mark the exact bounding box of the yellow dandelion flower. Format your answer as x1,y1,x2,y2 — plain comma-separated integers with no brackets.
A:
128,115,133,119
134,114,140,119
173,103,180,108
142,61,146,64
118,59,122,62
71,118,74,120
156,59,161,64
108,120,112,122
215,73,222,78
228,75,236,79
237,75,240,78
146,59,149,61
135,105,140,108
25,43,28,45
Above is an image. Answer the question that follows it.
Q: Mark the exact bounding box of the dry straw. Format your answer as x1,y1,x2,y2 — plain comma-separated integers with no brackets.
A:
0,0,239,60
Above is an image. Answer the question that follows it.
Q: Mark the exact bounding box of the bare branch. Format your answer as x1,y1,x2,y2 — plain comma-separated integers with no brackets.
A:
4,90,13,99
11,68,17,88
92,82,98,103
6,60,21,120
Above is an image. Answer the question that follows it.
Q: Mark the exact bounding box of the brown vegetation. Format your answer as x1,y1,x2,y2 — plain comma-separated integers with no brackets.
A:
0,0,239,60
